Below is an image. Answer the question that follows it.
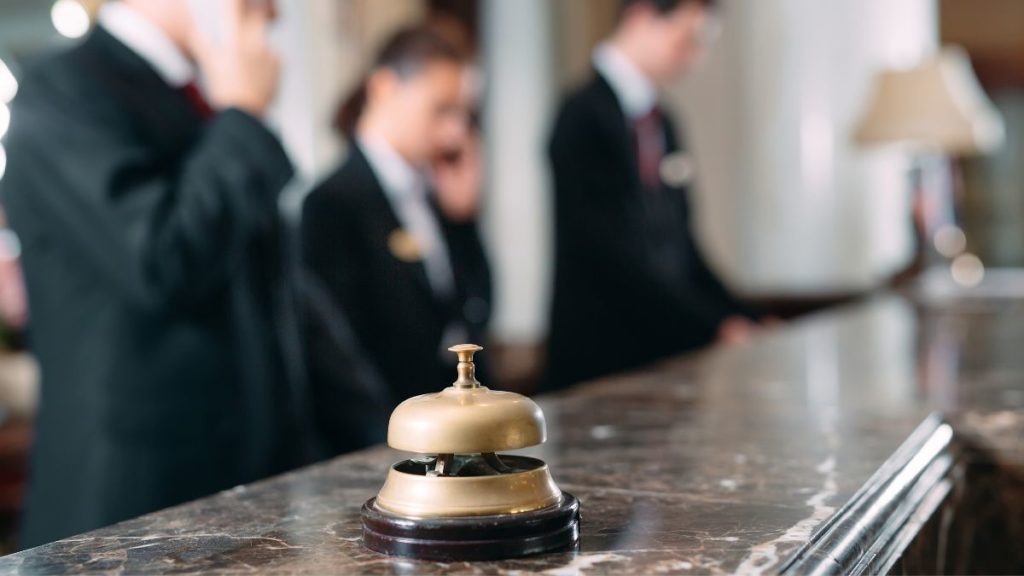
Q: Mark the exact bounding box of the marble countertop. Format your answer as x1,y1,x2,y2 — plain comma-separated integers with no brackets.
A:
1,291,1022,574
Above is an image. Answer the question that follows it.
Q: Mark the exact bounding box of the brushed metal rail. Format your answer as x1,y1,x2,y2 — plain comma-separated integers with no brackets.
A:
780,413,958,575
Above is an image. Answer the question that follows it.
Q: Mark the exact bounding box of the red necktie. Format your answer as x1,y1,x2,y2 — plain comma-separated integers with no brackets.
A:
632,107,665,190
181,82,215,121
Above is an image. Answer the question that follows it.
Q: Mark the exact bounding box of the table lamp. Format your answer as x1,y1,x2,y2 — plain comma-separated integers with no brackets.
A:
852,46,1005,282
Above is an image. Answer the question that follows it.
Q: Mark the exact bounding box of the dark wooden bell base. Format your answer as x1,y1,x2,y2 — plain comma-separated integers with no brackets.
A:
361,492,581,561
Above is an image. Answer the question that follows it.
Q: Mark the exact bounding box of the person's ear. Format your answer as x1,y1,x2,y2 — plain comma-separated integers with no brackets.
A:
366,69,401,105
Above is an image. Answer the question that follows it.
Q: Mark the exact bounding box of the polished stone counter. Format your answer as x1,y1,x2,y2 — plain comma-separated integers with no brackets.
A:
1,289,1022,574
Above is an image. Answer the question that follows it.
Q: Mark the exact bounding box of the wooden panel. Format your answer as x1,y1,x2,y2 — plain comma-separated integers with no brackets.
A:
940,0,1024,53
554,0,619,88
941,0,1024,89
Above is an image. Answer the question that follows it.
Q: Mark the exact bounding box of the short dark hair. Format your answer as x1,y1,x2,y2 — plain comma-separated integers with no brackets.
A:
620,0,716,16
335,27,465,138
372,27,465,81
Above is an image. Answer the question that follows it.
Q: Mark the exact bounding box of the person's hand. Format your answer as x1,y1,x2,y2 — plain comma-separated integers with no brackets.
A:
432,134,483,223
191,0,280,118
718,315,757,346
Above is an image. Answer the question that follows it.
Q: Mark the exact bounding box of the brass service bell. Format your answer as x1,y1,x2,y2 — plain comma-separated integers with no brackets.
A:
361,345,581,561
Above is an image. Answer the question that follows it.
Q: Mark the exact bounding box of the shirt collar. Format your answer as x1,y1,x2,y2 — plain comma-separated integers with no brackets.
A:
357,136,426,201
98,2,195,88
592,42,659,120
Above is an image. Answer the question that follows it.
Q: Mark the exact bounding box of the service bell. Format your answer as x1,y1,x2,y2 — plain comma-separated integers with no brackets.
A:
361,345,580,561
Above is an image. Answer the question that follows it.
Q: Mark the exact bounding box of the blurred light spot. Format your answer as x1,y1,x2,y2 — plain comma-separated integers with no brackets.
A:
51,0,91,39
0,59,16,104
799,99,834,196
0,228,20,261
589,425,616,440
0,145,6,181
933,225,967,258
950,253,985,287
0,103,9,140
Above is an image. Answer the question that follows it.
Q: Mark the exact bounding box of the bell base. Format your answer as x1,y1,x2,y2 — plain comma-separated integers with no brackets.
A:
361,492,580,561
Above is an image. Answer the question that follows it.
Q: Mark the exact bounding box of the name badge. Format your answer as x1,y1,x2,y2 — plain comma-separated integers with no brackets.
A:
388,229,423,263
660,152,696,187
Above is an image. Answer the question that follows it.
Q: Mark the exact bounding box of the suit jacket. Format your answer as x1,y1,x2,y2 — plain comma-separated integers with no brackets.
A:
1,29,307,547
302,146,492,408
545,72,755,390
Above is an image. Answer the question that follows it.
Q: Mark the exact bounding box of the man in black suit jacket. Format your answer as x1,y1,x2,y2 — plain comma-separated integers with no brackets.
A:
0,0,311,547
546,0,760,390
304,29,491,408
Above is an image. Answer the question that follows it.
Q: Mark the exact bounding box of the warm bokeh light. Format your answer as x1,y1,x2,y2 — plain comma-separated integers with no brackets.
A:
51,0,91,40
950,253,985,288
0,59,17,104
933,225,967,258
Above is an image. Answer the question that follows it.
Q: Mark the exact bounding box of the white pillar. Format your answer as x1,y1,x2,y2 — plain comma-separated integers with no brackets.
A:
670,0,938,294
481,0,556,343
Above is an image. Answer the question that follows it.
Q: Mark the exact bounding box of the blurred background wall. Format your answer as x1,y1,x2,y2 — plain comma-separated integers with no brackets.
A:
672,0,935,295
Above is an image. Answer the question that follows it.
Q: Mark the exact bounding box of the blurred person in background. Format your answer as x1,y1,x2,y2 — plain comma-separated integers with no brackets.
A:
0,0,315,547
303,27,491,410
545,0,765,391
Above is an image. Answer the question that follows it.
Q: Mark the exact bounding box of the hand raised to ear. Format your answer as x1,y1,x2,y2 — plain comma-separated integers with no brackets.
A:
191,0,280,118
432,134,484,224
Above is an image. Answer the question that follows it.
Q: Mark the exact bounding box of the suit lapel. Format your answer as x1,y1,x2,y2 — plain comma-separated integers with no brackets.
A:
590,71,689,271
432,196,464,306
591,72,644,191
89,29,284,290
348,147,436,302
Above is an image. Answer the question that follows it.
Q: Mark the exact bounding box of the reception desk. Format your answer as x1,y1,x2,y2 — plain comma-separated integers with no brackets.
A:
1,285,1022,574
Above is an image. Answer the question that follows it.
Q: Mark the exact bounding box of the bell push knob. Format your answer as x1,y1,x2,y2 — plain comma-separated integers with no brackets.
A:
386,345,546,455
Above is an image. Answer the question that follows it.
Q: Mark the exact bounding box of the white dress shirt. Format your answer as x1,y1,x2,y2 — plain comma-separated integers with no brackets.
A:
358,136,456,300
592,42,659,120
98,2,195,89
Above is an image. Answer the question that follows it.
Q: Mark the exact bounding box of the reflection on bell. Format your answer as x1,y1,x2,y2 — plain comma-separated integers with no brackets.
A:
361,344,581,561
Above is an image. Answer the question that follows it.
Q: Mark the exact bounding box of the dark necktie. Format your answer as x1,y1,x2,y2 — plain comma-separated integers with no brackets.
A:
632,106,665,190
181,82,215,121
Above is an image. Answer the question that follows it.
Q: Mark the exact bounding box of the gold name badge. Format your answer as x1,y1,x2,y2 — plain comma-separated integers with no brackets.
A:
388,229,423,263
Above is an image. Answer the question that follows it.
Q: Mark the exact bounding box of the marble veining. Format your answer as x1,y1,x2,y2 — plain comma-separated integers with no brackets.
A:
736,455,839,576
0,293,1022,574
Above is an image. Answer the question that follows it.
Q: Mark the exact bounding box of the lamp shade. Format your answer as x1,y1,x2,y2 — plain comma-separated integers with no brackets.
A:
853,46,1005,155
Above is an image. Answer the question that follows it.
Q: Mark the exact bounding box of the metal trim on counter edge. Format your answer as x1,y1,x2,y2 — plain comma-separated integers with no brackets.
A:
780,413,958,576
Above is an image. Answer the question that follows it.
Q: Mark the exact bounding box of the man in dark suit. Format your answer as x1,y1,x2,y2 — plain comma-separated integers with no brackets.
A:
0,0,312,547
304,29,491,408
546,0,761,390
